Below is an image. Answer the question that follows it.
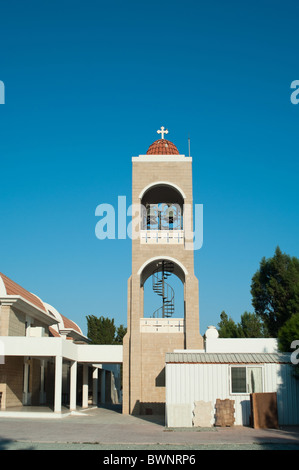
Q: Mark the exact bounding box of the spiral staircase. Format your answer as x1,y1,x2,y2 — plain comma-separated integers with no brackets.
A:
152,261,175,318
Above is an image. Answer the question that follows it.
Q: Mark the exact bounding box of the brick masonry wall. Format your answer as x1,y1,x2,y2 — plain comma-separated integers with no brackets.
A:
8,308,26,336
0,305,11,336
0,356,24,408
140,332,184,413
0,305,26,337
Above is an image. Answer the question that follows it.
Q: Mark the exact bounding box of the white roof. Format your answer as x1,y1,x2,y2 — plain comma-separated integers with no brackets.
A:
165,352,291,364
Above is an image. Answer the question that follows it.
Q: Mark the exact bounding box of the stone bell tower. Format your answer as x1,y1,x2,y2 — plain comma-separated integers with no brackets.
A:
122,127,203,415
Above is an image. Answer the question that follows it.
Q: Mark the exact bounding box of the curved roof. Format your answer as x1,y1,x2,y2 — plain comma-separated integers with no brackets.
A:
146,139,179,155
0,272,48,313
43,302,83,336
60,313,83,335
49,326,60,337
0,272,86,341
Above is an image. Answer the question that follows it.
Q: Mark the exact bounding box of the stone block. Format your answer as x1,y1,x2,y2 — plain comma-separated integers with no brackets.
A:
192,401,214,427
166,403,192,428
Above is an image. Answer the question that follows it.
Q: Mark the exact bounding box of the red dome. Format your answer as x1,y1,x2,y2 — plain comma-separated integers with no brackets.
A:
146,139,179,155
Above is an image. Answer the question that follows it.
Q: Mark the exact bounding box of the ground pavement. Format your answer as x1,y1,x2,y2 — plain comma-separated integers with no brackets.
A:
0,405,299,450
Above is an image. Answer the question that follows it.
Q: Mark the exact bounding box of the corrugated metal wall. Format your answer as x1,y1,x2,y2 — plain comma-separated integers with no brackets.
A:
275,364,299,425
166,363,299,426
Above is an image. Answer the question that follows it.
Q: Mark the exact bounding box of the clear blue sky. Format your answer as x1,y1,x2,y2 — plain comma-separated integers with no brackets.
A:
0,0,299,337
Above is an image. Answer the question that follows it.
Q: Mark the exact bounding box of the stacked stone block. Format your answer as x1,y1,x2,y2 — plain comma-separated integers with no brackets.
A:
215,399,235,427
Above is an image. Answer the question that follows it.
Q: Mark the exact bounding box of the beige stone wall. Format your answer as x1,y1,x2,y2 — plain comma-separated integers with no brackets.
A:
8,307,26,336
0,305,11,336
0,304,51,338
132,161,194,204
0,366,6,410
0,384,6,410
0,357,43,409
139,332,184,414
0,357,24,408
0,305,26,337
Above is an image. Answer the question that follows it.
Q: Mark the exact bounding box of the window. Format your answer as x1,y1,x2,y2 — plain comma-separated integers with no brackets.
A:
230,366,263,394
247,367,263,393
231,367,247,393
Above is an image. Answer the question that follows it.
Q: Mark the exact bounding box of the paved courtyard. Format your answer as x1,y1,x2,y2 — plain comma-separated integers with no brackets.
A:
0,405,299,450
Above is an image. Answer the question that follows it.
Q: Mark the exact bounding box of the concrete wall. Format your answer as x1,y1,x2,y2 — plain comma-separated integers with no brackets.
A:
205,337,278,353
0,337,123,363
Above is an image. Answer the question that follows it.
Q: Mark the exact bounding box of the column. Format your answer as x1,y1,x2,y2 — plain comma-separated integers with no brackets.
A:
70,360,77,411
82,364,89,409
101,369,106,404
129,274,142,414
40,360,46,404
122,276,131,414
54,355,63,413
184,275,203,349
92,367,98,406
23,358,30,405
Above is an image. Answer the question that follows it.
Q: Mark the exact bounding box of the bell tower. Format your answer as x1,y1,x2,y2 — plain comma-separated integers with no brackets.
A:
122,128,203,415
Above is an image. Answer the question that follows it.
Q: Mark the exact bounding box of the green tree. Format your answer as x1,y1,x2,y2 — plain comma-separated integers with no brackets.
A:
114,324,127,345
217,311,240,338
218,311,268,338
251,247,299,337
278,313,299,352
86,315,116,344
278,313,299,378
239,311,268,338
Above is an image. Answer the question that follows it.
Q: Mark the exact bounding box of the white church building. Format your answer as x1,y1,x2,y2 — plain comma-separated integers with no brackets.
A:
0,271,122,416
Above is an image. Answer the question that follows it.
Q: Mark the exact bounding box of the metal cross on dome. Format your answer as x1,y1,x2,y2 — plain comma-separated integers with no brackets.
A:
157,126,168,139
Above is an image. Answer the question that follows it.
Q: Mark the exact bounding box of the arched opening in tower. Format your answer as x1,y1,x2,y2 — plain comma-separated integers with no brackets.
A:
140,184,184,232
141,259,185,320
